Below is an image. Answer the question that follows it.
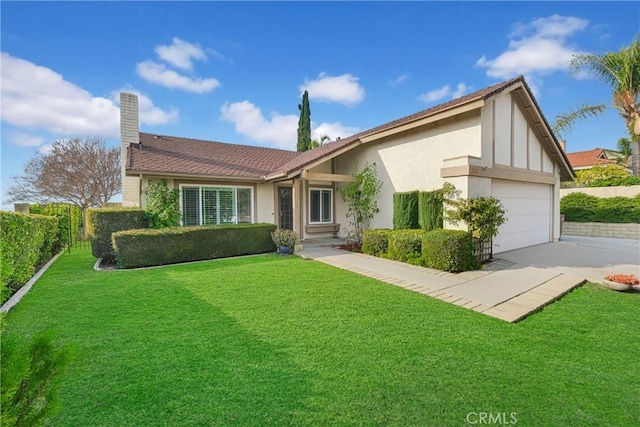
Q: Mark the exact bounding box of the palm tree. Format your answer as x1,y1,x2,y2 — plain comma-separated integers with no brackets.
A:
310,134,331,149
616,136,632,166
553,35,640,175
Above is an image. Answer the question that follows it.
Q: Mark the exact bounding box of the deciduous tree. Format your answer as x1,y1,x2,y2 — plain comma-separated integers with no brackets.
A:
7,136,121,238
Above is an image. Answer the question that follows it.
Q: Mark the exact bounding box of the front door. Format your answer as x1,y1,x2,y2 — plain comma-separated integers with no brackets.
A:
278,187,293,230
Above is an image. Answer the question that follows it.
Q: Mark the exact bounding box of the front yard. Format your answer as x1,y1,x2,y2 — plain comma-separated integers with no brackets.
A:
3,250,638,426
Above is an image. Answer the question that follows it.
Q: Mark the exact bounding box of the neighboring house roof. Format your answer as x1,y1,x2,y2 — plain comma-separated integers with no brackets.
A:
128,133,299,178
566,148,617,168
127,75,573,181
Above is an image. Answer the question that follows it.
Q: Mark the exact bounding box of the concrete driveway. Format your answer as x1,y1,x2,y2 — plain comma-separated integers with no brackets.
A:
496,235,640,283
299,235,639,323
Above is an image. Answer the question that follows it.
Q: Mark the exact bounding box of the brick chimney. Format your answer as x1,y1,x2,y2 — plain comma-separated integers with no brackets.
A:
119,93,141,207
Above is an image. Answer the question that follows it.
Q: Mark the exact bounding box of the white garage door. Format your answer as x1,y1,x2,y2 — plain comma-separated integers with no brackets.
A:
491,180,551,254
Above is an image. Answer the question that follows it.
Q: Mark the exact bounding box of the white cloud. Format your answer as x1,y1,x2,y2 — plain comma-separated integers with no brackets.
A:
220,100,359,150
312,122,359,141
220,101,298,149
476,14,588,86
390,73,409,86
452,83,469,98
154,37,206,70
8,131,44,147
420,85,451,103
509,14,589,39
419,82,470,103
301,73,365,106
136,60,220,93
0,53,178,138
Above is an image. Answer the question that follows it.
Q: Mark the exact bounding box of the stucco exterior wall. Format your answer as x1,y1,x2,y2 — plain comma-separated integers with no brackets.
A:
333,111,482,237
560,185,640,198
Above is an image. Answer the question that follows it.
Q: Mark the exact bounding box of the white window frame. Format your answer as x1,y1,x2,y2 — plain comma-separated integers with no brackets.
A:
179,184,253,226
308,187,333,224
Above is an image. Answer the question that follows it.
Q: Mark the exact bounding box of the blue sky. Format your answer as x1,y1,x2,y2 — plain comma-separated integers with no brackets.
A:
1,1,639,209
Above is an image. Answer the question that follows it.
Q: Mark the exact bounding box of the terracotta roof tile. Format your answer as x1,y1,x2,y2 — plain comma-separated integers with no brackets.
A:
566,148,615,168
128,133,299,178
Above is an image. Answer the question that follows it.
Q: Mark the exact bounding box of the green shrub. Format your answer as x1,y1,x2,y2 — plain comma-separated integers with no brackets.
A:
587,175,640,187
393,191,419,229
560,192,640,223
112,223,277,268
145,179,180,228
418,191,444,231
388,229,425,265
1,212,59,303
422,229,477,272
362,229,392,256
29,203,82,250
87,209,148,261
560,192,599,222
575,164,630,186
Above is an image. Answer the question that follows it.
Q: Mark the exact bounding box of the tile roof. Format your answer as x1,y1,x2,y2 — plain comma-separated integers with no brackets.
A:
128,133,299,178
565,148,616,168
127,75,568,180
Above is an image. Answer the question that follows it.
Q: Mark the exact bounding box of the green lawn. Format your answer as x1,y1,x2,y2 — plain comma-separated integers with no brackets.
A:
3,249,639,426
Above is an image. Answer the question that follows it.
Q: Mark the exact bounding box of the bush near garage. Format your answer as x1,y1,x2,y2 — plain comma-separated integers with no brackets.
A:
422,229,477,272
393,191,420,230
112,223,277,269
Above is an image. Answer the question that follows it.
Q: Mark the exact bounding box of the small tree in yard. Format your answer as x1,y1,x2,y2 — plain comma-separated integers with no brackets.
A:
443,183,506,260
338,162,383,244
7,137,120,239
145,179,180,228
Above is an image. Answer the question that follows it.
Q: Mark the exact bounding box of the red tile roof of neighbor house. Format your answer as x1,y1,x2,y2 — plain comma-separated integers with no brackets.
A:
128,75,569,180
565,148,616,168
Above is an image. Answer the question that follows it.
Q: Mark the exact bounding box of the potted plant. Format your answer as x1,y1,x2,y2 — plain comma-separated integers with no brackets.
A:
602,274,640,292
271,229,298,255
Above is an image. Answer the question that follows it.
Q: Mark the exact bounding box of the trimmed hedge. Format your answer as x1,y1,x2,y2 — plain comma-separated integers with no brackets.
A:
87,208,148,261
560,192,640,223
422,229,477,272
418,191,444,232
29,203,82,251
1,212,59,303
362,229,392,256
393,191,419,229
112,223,277,268
388,229,425,265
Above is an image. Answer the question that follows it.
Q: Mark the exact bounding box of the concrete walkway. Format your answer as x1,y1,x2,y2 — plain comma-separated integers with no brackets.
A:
297,236,639,323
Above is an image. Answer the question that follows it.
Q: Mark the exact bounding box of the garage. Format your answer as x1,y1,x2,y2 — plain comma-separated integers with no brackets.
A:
491,180,552,254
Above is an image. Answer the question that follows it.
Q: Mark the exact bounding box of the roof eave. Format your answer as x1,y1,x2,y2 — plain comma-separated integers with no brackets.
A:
360,99,486,143
126,169,266,182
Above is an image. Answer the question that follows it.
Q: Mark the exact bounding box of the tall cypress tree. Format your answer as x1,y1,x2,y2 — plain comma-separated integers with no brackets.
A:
297,90,311,152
